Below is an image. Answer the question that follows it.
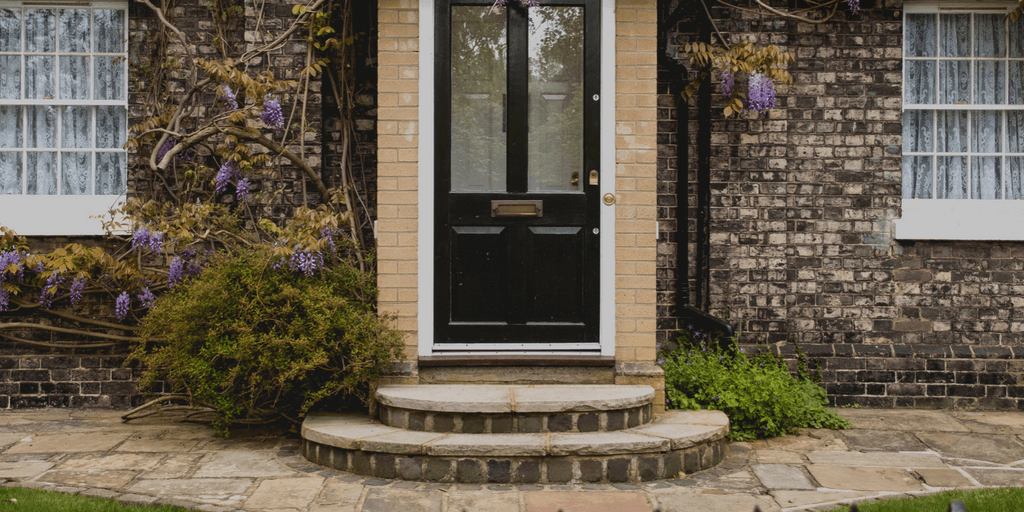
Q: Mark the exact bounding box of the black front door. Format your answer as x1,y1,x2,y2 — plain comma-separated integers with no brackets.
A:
435,0,601,345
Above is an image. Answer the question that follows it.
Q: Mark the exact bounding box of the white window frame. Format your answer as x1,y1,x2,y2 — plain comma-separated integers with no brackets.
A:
896,1,1024,240
0,0,128,236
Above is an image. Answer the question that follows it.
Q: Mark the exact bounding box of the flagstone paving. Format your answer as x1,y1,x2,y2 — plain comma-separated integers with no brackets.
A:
0,408,1022,511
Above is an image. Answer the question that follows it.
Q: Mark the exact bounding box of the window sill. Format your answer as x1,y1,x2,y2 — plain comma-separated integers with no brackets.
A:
895,199,1024,240
0,195,126,236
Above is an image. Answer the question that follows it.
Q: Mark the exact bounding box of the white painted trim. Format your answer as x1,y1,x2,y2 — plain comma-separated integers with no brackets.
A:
432,343,602,352
895,199,1024,240
417,0,617,357
418,0,435,358
0,195,125,235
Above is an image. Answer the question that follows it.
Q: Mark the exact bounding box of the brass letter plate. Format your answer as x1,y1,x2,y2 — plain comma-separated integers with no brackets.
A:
491,200,543,218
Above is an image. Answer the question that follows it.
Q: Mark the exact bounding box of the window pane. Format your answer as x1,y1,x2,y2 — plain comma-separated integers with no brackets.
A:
61,151,90,195
0,152,21,194
59,9,89,53
903,110,933,152
450,5,507,192
25,56,54,99
1009,157,1024,198
62,106,91,149
95,152,124,194
94,10,124,53
1010,16,1024,57
26,151,56,194
25,9,55,53
1007,111,1024,153
0,57,19,99
528,6,583,192
940,14,970,57
972,110,1001,153
975,61,1004,104
902,156,933,199
94,57,124,100
60,55,89,100
0,9,20,52
937,156,968,199
906,14,936,57
939,61,970,104
26,106,56,148
937,110,967,152
96,106,126,149
972,157,1001,198
1010,62,1024,104
0,106,22,148
905,61,935,104
974,14,1004,58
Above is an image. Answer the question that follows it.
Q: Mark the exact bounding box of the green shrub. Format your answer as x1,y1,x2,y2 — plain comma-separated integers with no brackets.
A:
660,330,849,440
130,247,404,436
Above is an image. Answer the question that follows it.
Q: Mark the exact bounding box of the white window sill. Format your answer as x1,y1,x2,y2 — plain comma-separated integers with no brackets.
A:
895,199,1024,240
0,195,126,236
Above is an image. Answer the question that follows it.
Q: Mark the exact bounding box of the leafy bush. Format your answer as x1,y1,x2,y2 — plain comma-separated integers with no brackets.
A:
660,330,850,441
129,246,404,436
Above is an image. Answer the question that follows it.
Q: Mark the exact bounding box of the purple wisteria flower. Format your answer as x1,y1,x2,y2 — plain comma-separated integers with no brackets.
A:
721,69,735,98
260,96,284,131
156,138,175,162
0,288,8,311
0,250,25,283
115,292,130,320
222,85,239,111
137,287,156,309
132,226,164,253
745,73,776,114
169,249,204,288
69,277,86,306
39,271,64,310
236,177,250,201
847,0,860,14
215,161,238,194
288,247,324,277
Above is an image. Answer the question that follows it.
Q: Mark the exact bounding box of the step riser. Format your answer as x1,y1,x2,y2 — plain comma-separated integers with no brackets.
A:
302,439,727,484
380,404,654,434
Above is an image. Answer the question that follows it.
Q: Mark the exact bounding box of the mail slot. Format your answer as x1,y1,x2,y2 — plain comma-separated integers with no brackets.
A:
491,200,543,218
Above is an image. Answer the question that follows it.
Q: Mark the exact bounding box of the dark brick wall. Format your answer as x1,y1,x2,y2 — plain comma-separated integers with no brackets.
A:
0,355,144,409
657,0,1024,409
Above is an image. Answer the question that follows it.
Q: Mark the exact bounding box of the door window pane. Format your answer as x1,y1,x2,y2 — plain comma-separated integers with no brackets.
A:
528,6,584,192
450,6,507,192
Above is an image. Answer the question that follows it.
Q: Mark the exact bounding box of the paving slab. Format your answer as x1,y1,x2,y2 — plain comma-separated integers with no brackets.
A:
949,412,1024,434
657,410,730,427
837,409,969,433
425,433,546,456
806,451,945,468
360,488,442,512
36,469,139,489
840,430,929,452
357,430,447,455
447,492,521,512
765,430,848,452
916,432,1024,464
961,468,1024,486
192,451,295,478
549,432,669,456
313,479,364,505
752,464,815,490
60,453,164,471
302,414,401,450
377,386,512,413
0,434,27,448
653,492,775,512
755,450,805,465
524,491,653,512
913,468,974,487
511,385,653,413
770,490,882,508
126,478,255,501
630,423,725,450
807,465,923,492
4,432,132,453
117,439,200,453
244,477,325,509
140,453,205,479
0,462,54,479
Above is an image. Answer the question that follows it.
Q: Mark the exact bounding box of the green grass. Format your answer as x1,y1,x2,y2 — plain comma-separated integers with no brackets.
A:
826,488,1024,512
0,488,193,512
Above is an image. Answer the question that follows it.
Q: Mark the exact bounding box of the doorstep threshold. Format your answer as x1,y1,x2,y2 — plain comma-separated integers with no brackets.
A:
418,354,616,367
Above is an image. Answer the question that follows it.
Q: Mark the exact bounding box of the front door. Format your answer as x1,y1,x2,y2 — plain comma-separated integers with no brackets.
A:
435,0,601,345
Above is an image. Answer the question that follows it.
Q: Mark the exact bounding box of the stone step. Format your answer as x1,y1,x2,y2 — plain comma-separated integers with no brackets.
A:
301,409,729,483
375,384,655,433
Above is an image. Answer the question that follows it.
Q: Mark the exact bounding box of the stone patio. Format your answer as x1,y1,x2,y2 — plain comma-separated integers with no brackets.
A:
0,408,1022,511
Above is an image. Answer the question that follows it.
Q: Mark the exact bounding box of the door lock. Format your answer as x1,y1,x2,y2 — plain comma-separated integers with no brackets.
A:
589,170,599,186
571,171,579,186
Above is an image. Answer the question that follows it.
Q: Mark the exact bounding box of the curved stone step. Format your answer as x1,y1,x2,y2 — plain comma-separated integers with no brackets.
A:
375,384,656,433
301,410,729,483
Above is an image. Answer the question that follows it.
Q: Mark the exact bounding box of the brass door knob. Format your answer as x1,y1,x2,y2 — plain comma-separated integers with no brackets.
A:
603,193,615,206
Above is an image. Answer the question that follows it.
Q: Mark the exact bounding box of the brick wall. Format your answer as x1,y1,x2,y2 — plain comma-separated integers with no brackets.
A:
657,0,1024,409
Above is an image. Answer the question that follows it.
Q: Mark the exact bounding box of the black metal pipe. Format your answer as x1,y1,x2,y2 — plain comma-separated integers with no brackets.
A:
695,0,712,312
675,80,690,308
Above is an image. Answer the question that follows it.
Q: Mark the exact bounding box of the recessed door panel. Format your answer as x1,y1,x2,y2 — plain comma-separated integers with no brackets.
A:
526,226,584,323
450,226,508,322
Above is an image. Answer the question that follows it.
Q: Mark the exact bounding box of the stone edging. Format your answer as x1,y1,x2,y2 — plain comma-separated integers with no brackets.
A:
379,404,654,433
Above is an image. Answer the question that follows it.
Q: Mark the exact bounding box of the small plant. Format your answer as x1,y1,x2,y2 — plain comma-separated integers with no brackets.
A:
129,245,404,437
660,329,849,441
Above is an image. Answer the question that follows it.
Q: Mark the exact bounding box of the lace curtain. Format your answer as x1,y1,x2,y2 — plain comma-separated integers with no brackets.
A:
903,13,1024,200
0,7,126,196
